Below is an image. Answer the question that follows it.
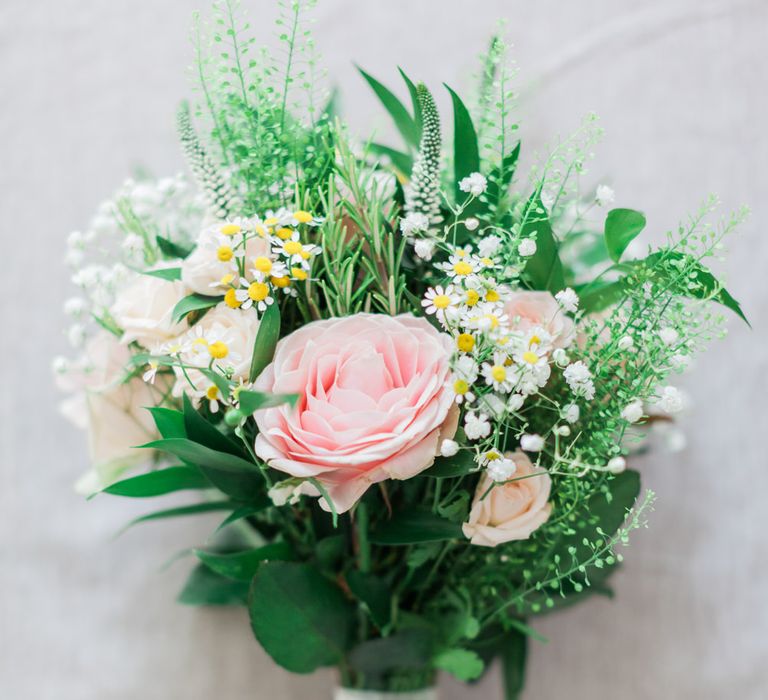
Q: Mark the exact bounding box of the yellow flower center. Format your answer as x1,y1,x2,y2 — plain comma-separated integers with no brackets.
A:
522,350,539,365
291,267,308,281
453,261,473,276
455,249,467,258
491,365,507,383
432,294,451,310
248,282,270,302
465,289,480,306
485,450,501,462
220,224,241,236
224,288,241,308
283,240,303,256
219,273,235,286
485,314,499,329
192,337,208,347
529,334,541,347
255,224,269,238
253,256,272,273
481,257,493,266
485,289,500,302
293,210,313,223
264,217,279,227
276,227,294,240
271,275,290,288
453,379,469,395
457,333,475,352
217,245,233,262
206,385,220,400
208,341,229,359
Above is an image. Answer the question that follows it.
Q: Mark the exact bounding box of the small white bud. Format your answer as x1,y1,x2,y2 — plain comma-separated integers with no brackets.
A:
621,399,644,423
607,456,626,474
464,217,480,231
617,335,634,351
440,439,459,457
520,433,544,452
518,238,537,257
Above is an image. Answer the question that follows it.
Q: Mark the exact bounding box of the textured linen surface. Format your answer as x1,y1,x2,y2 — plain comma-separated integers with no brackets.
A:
1,1,766,698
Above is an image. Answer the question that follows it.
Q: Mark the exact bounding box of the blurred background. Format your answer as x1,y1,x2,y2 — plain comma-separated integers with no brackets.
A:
1,1,766,698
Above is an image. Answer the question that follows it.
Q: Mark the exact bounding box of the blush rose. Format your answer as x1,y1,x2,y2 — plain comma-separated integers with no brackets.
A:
504,291,574,349
462,451,552,547
252,313,459,513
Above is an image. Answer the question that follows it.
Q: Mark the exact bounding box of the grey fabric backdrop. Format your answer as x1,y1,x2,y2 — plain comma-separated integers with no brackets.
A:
1,1,767,698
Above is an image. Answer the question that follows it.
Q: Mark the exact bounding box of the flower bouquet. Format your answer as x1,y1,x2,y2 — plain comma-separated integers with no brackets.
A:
55,2,748,698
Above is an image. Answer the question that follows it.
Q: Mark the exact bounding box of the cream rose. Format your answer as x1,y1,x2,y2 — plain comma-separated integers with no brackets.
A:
252,313,459,513
57,332,161,493
181,222,271,295
110,273,188,347
462,451,552,547
504,291,574,349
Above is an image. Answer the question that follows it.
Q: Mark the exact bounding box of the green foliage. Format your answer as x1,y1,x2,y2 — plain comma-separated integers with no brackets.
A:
433,648,484,682
369,509,463,545
249,301,281,381
171,293,221,324
521,192,565,292
500,630,528,700
604,208,647,262
178,563,250,606
102,466,210,498
358,67,420,149
445,84,480,199
195,542,295,581
249,561,356,673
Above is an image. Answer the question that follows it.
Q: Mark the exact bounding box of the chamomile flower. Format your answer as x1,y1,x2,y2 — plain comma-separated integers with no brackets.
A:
440,252,480,285
202,384,223,413
272,231,320,269
235,280,275,312
142,360,160,384
465,303,508,336
422,285,461,325
291,209,322,227
450,355,479,405
482,352,518,393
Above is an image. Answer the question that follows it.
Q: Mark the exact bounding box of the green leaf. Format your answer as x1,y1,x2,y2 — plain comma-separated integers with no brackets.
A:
486,142,521,210
347,628,435,674
434,648,484,682
421,450,475,478
369,508,463,545
147,406,186,439
445,84,480,199
358,66,420,149
178,563,249,606
120,500,237,532
521,192,565,292
368,142,413,176
142,266,182,281
195,542,295,581
346,570,391,629
249,301,280,382
604,208,646,262
215,504,266,533
249,562,355,673
500,630,528,700
182,394,243,457
171,293,220,324
238,390,299,415
103,466,209,498
398,66,423,135
139,438,259,474
156,235,193,260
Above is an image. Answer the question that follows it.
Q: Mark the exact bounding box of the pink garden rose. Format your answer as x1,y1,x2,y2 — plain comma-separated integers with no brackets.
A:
462,451,552,547
252,313,459,513
504,291,574,349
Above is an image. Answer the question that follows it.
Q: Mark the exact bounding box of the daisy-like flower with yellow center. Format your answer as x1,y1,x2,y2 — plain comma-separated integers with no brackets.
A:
203,384,223,413
482,351,519,393
235,279,275,313
422,285,461,325
272,230,321,270
450,355,478,405
464,302,509,336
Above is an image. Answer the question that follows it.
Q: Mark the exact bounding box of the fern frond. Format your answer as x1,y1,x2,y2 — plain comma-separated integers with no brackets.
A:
177,101,242,219
405,83,442,227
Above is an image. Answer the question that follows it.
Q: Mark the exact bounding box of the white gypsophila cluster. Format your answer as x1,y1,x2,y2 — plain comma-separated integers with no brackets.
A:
563,360,596,400
458,172,488,197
